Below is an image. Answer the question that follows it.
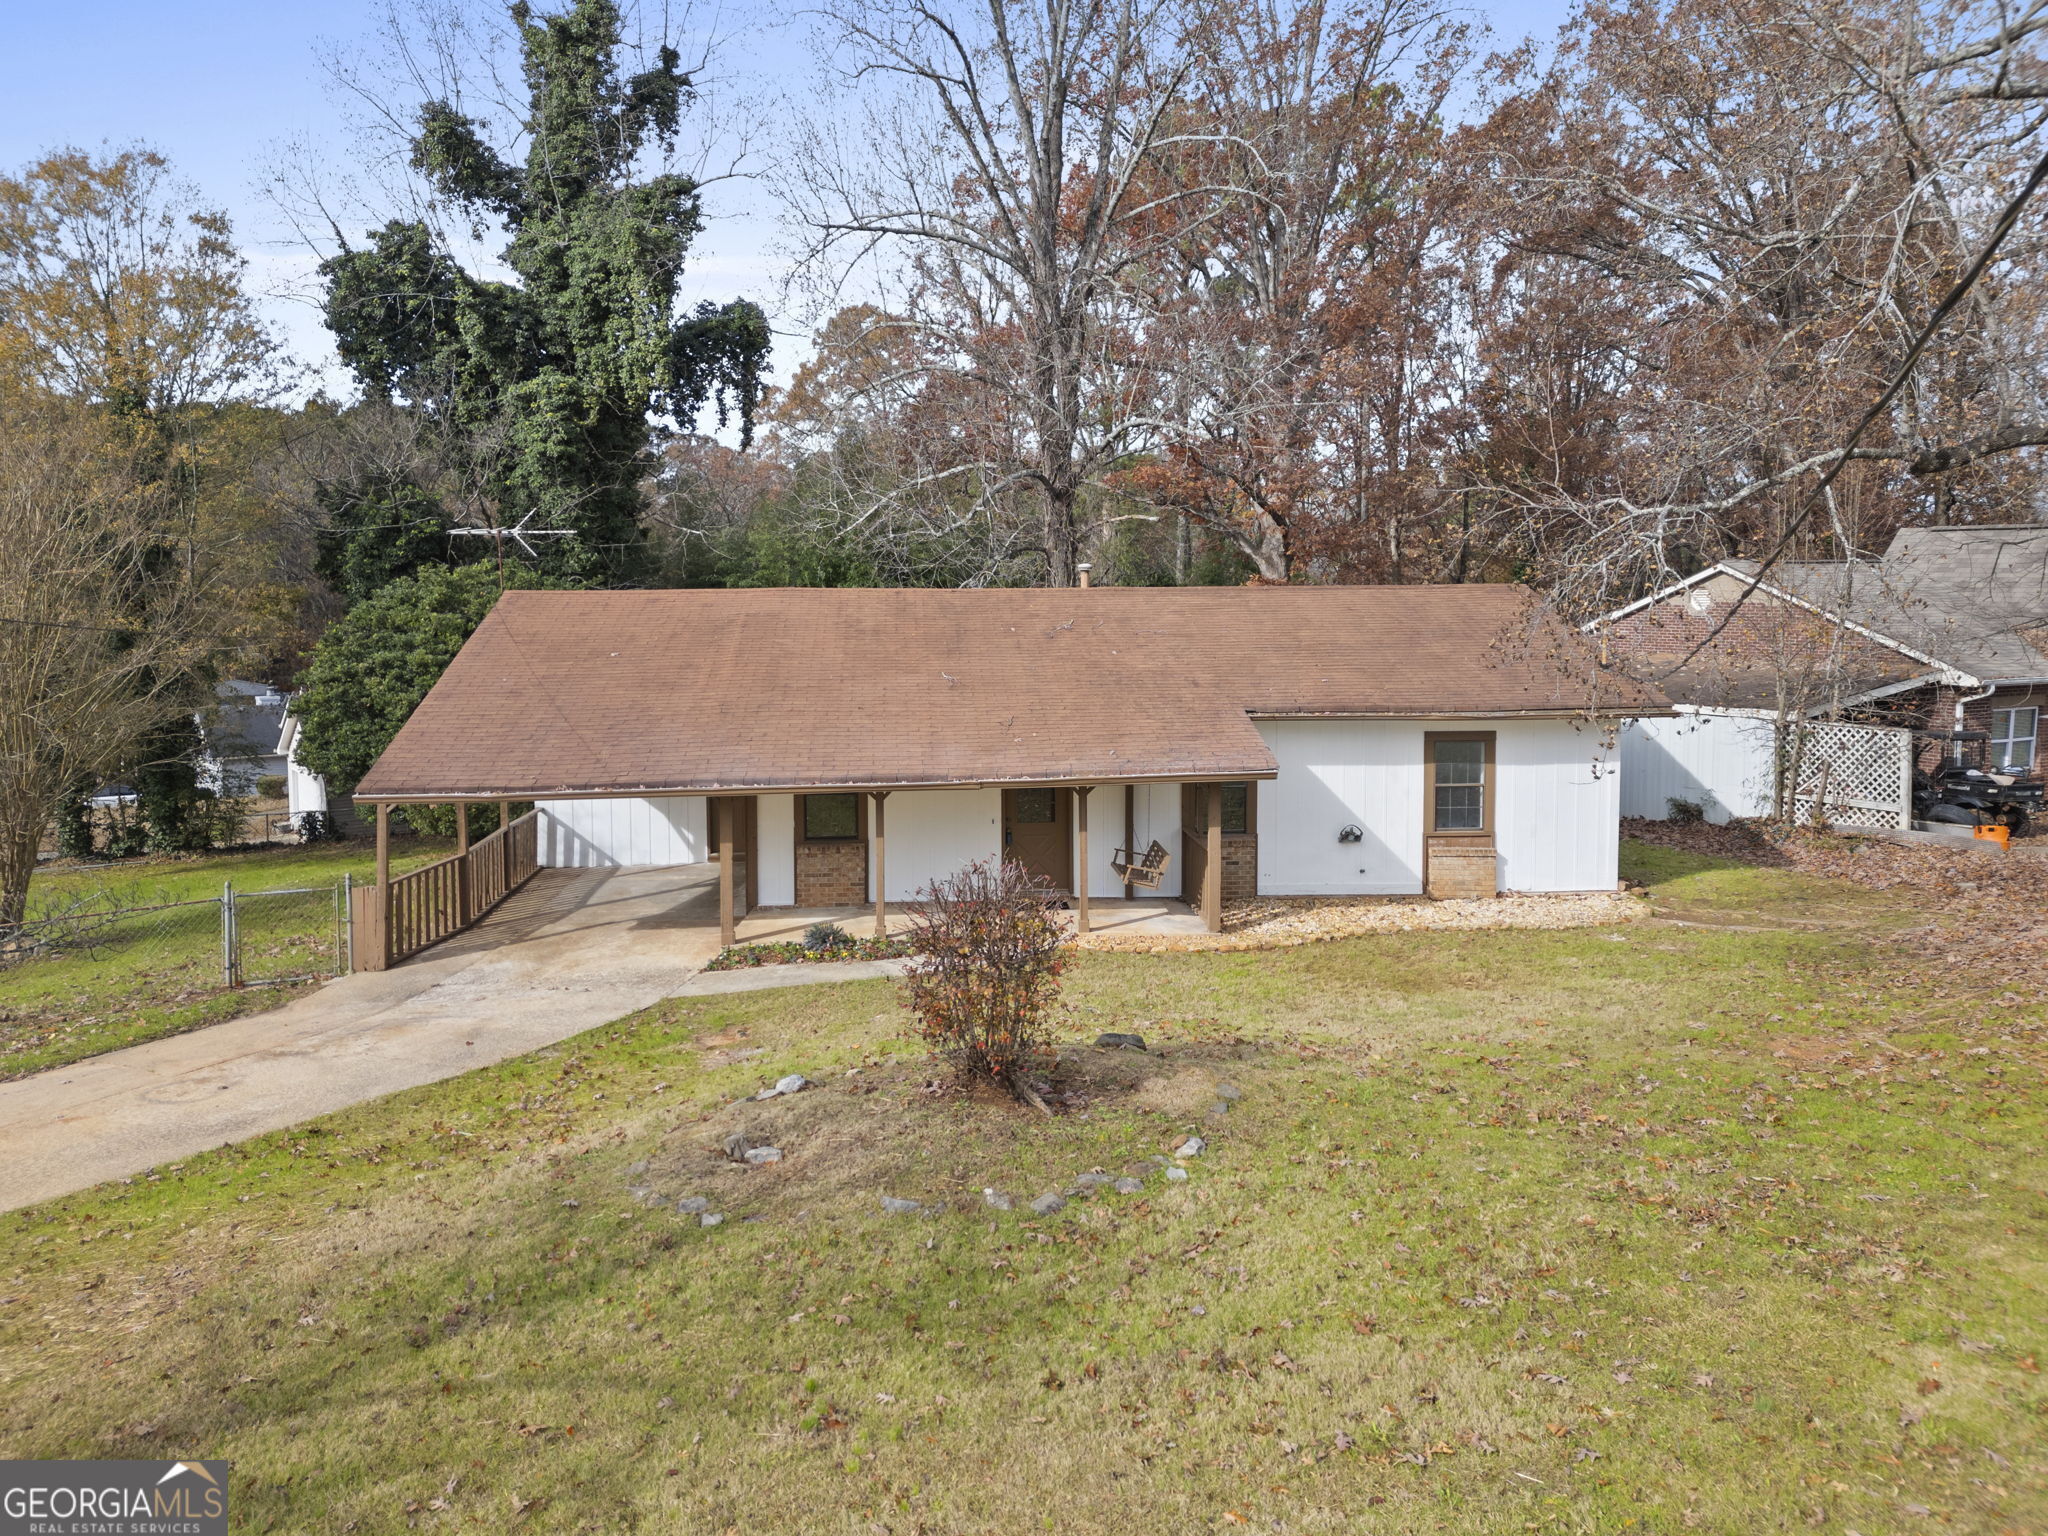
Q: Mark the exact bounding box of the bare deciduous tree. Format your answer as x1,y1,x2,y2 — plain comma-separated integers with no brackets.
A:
1130,0,1469,581
783,0,1201,585
1461,0,2048,616
0,397,216,926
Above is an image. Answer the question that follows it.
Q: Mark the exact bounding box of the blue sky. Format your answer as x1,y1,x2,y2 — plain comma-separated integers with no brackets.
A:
1,0,1576,397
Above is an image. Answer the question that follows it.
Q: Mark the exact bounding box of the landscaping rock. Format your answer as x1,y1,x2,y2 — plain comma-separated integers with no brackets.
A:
699,1212,724,1227
1030,1193,1067,1216
675,1196,711,1215
625,1159,650,1176
756,1073,812,1101
880,1195,922,1215
983,1189,1014,1211
1072,1171,1115,1189
1164,1166,1189,1182
1094,1032,1148,1051
1113,1177,1144,1194
1215,1082,1242,1101
743,1146,784,1165
626,1186,655,1203
1174,1136,1206,1158
1073,891,1643,952
721,1129,758,1162
1208,1100,1231,1117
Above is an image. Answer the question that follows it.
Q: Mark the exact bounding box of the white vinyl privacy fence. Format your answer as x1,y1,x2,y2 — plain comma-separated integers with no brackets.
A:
1620,711,1911,829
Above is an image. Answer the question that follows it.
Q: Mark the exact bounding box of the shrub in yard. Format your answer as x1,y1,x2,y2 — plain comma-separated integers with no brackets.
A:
255,774,288,801
53,790,95,861
902,857,1066,1099
802,921,849,952
1666,796,1706,824
99,802,146,860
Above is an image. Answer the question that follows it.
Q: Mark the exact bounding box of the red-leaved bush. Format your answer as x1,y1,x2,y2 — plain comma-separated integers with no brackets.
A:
902,857,1068,1095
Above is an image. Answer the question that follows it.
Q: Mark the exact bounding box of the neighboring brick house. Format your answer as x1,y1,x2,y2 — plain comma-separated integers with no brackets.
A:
1594,526,2048,778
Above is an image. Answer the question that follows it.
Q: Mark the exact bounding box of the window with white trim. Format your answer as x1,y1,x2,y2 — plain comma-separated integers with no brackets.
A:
1990,706,2039,770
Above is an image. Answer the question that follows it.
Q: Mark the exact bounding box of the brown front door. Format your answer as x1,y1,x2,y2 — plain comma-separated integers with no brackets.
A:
1002,787,1071,891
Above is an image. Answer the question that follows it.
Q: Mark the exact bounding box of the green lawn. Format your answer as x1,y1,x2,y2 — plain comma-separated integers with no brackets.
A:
1,841,2041,1533
1,838,451,1079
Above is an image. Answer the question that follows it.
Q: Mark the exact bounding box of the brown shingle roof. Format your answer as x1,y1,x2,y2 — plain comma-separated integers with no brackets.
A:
354,585,1668,800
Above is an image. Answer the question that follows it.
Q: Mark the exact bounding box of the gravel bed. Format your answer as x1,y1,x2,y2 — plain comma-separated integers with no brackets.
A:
1074,890,1645,952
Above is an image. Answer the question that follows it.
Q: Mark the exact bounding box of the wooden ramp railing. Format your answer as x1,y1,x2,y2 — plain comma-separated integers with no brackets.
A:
352,811,540,971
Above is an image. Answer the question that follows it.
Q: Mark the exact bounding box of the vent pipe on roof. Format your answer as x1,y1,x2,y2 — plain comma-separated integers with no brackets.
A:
1077,563,1092,589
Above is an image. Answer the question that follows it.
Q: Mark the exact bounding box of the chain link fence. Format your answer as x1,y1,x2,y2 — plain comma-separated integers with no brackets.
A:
225,882,351,985
2,879,352,989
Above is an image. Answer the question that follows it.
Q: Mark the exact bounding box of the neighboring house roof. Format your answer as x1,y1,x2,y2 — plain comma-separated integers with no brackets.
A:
355,585,1664,801
1592,525,2048,709
1646,656,1929,711
205,680,290,766
1729,525,2048,685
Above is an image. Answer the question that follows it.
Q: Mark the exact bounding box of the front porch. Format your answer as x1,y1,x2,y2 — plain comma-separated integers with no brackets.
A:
732,893,1210,946
351,777,1245,971
380,862,1210,971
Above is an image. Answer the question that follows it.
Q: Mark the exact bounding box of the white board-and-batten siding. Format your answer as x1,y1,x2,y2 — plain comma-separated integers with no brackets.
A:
534,718,1619,894
1079,782,1184,899
537,796,708,867
1616,712,1776,824
1253,718,1619,895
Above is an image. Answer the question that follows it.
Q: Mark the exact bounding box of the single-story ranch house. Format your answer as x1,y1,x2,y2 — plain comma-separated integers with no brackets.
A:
350,585,1666,958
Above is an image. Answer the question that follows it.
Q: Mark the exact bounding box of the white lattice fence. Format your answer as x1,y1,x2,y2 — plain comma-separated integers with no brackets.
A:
1788,723,1913,829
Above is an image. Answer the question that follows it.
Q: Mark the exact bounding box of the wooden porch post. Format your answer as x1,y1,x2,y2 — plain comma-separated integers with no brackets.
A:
718,797,736,947
743,796,758,914
375,802,393,968
1123,784,1135,900
1074,785,1092,934
498,799,512,891
871,791,890,938
453,801,471,925
1204,782,1224,934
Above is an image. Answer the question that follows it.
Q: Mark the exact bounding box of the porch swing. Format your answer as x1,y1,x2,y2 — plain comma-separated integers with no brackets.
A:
1109,839,1173,890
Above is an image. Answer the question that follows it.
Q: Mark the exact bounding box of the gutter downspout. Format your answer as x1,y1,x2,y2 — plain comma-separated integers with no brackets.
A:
1953,683,1997,762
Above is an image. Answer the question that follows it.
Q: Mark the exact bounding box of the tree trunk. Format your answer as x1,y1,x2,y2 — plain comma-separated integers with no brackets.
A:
0,816,37,930
1240,508,1291,582
1044,482,1082,587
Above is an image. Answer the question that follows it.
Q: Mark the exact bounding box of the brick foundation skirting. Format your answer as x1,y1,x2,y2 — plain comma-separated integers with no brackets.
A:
795,841,867,906
1426,841,1497,899
1221,835,1258,901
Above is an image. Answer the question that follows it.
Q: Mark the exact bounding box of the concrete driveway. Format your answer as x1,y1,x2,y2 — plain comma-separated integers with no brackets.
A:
0,866,727,1213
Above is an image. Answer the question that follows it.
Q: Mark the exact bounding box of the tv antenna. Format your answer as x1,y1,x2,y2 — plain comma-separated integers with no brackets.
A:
448,511,576,561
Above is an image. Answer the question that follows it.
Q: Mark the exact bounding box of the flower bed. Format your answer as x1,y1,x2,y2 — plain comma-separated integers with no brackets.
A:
702,935,918,972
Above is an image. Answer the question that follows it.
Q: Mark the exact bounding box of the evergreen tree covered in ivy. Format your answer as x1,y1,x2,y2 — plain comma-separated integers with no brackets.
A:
313,472,457,608
320,0,768,585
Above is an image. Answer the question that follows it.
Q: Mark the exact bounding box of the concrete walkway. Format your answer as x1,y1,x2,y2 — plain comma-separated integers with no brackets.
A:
0,867,883,1213
0,864,1195,1212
